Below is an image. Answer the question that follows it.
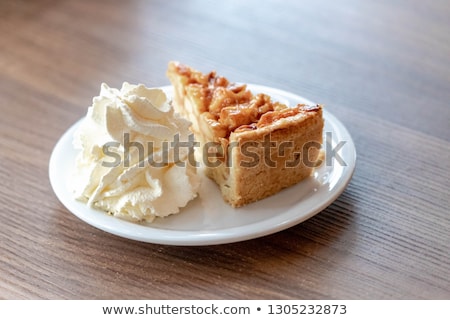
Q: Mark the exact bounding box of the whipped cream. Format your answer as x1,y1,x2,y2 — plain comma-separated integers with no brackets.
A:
72,82,200,222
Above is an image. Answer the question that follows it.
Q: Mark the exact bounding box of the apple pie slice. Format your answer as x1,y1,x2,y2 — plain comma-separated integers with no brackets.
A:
167,61,324,207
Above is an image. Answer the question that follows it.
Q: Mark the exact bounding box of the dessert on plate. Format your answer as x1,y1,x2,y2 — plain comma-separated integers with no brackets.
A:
167,61,324,207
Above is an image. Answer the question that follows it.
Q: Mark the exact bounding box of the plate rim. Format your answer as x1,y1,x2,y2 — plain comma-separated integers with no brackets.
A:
49,84,356,246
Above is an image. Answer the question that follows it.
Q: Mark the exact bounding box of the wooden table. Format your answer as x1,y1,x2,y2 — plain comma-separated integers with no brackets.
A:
1,0,449,299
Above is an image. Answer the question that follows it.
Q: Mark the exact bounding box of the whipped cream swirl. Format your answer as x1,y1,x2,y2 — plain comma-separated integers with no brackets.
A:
72,82,199,222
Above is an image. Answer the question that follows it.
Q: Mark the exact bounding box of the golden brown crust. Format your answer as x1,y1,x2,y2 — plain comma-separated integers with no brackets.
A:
167,61,324,207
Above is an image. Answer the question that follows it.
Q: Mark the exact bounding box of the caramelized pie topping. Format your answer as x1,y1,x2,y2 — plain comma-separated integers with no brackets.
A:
173,63,321,139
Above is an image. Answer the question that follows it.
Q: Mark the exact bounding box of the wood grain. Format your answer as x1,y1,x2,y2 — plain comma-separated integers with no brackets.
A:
0,0,449,299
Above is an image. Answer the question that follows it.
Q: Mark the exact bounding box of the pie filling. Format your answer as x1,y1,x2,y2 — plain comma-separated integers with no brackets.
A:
171,62,321,141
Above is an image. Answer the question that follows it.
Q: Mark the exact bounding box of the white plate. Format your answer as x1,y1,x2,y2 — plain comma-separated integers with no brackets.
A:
49,85,356,246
